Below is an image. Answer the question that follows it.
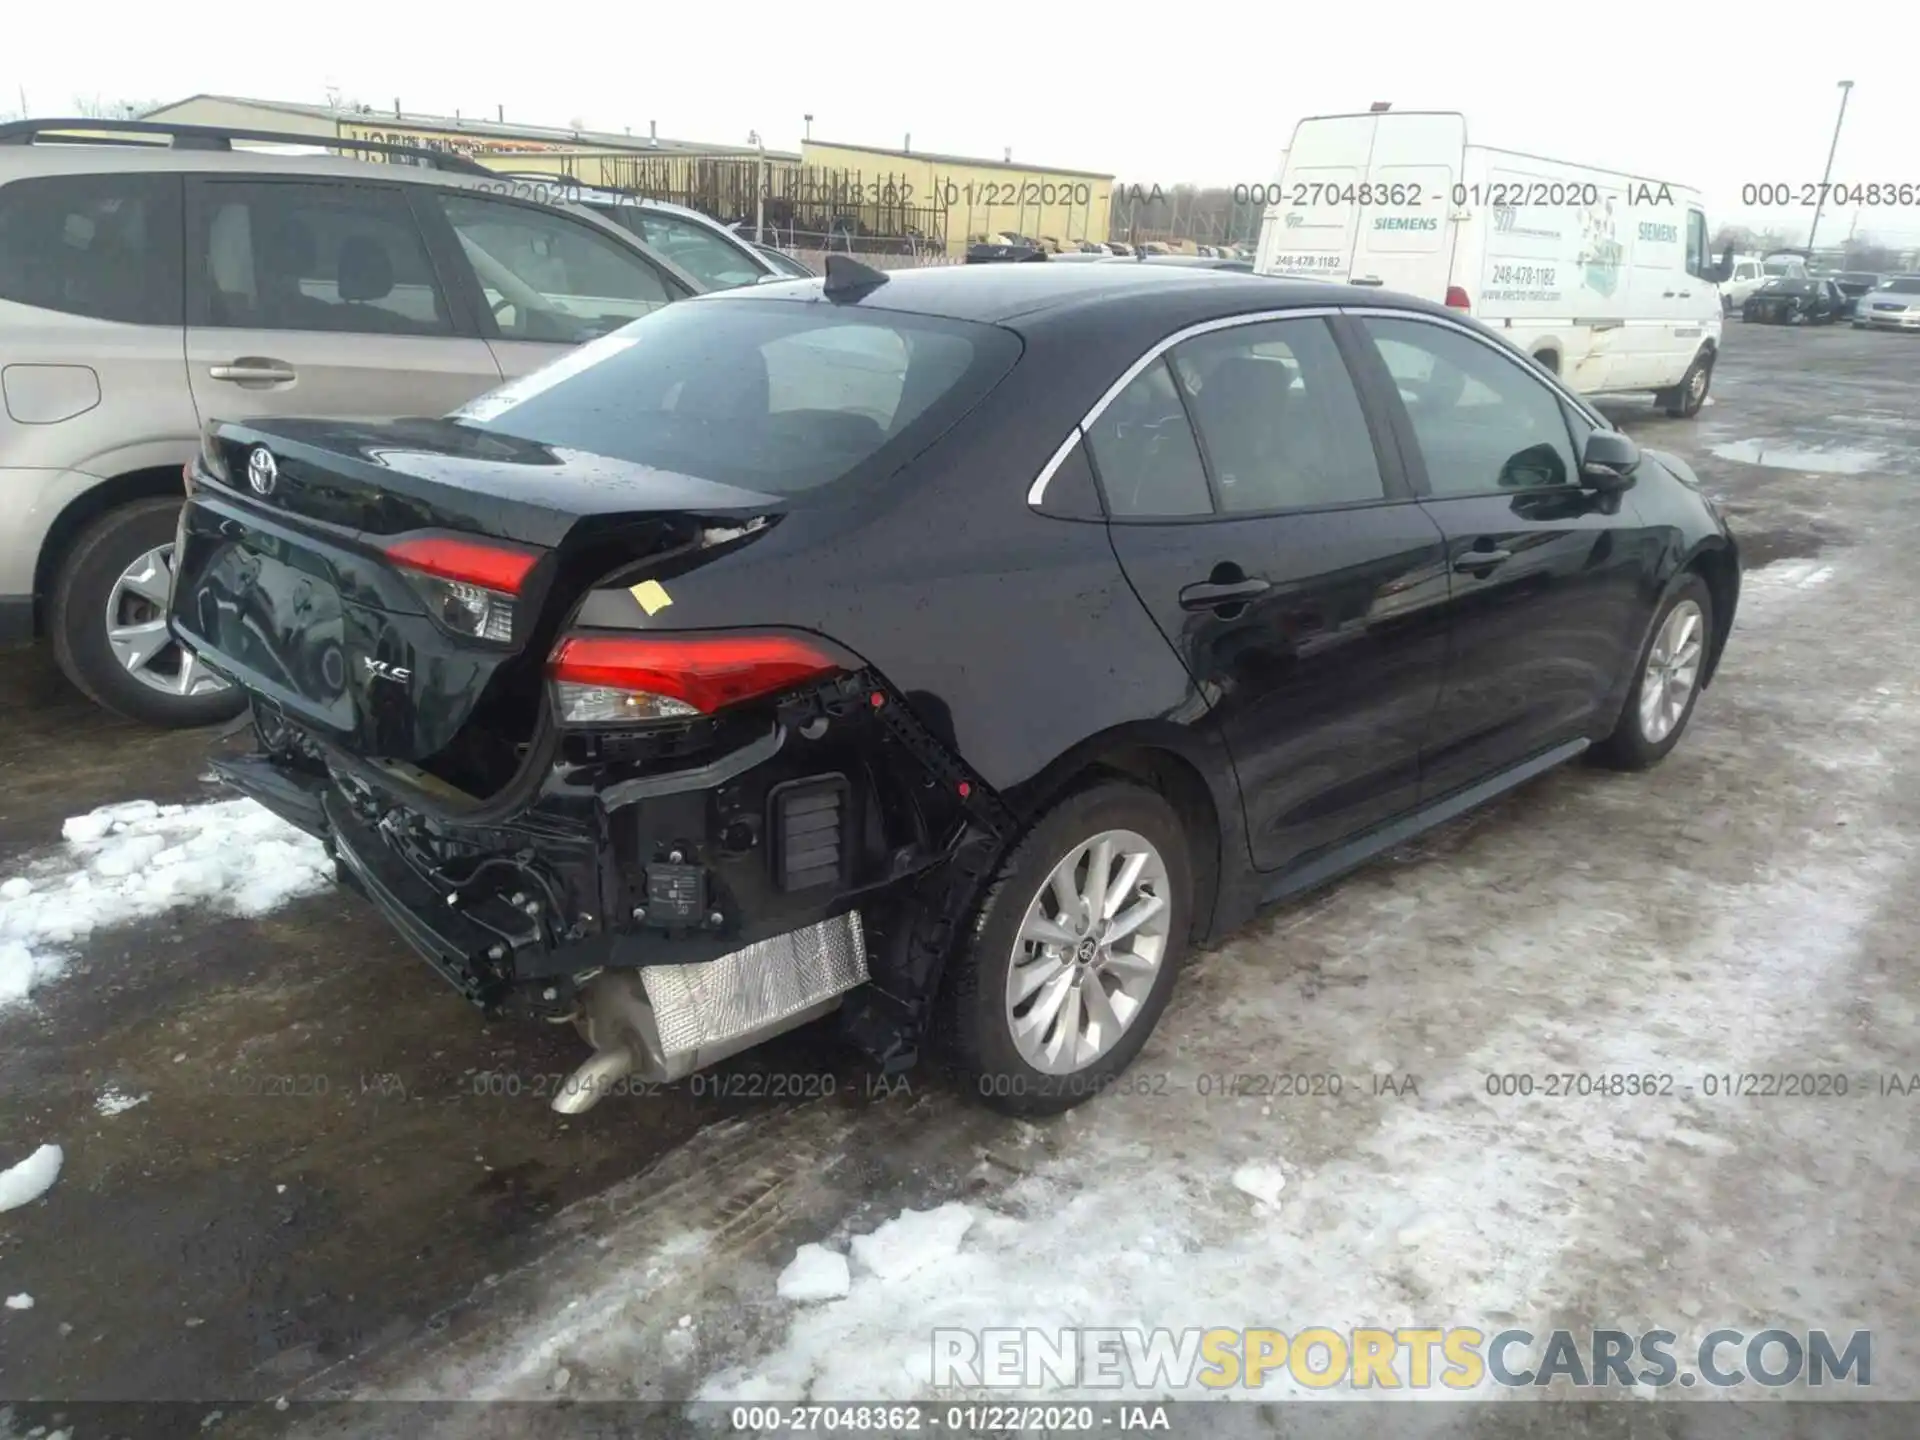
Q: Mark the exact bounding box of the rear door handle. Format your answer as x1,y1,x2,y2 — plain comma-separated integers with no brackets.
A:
1452,548,1513,573
208,359,297,385
1179,577,1272,610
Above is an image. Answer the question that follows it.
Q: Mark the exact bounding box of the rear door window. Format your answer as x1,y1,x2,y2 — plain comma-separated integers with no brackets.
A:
189,180,451,335
1167,318,1384,512
1083,360,1212,517
437,193,678,343
625,208,765,290
0,173,183,325
459,298,1019,496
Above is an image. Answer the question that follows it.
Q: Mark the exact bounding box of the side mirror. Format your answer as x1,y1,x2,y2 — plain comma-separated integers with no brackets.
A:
1703,244,1735,286
1581,430,1641,492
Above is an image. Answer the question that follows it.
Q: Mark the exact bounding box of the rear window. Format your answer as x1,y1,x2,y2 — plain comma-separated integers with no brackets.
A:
0,173,182,325
1760,278,1813,293
457,298,1021,496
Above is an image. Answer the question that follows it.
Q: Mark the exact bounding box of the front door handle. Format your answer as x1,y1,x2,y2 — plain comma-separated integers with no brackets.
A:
1179,577,1272,610
208,358,297,386
1452,548,1513,573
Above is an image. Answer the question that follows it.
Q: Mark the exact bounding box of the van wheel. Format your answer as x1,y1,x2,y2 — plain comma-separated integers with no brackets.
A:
939,780,1191,1116
1660,350,1713,418
49,498,245,729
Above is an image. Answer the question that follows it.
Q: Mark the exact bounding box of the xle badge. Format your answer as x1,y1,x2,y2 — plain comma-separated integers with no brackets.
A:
362,656,412,684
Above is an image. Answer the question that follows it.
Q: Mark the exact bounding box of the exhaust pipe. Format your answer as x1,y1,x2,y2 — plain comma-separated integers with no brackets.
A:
551,913,868,1114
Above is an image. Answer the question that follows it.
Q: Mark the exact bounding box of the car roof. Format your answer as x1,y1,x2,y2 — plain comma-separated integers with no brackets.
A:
689,261,1452,329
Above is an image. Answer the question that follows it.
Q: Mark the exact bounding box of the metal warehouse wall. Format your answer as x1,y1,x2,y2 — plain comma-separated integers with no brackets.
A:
801,141,1113,257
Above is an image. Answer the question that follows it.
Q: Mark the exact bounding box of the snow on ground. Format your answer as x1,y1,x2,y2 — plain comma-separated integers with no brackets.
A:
1708,438,1886,474
0,1144,63,1213
93,1087,150,1117
681,545,1920,1403
4,1294,32,1311
0,798,331,1011
776,1244,852,1303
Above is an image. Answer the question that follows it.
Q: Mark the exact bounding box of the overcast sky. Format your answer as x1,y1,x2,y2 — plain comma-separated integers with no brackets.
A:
8,3,1919,246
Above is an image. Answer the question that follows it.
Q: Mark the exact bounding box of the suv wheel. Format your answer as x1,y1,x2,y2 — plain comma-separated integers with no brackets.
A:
940,780,1192,1116
49,498,244,728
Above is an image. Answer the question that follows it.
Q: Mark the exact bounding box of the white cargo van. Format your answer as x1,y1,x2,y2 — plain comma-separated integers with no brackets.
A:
1254,111,1732,416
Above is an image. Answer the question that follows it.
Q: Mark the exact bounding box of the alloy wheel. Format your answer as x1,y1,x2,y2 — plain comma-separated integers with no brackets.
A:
1638,599,1704,745
104,544,229,698
1005,828,1171,1074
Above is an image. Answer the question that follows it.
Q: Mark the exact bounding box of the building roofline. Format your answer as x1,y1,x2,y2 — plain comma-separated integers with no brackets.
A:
805,138,1112,181
140,94,800,159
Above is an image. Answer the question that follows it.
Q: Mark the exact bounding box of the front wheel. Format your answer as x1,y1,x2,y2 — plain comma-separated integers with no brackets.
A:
939,780,1192,1116
48,498,245,728
1592,575,1713,771
1660,350,1713,418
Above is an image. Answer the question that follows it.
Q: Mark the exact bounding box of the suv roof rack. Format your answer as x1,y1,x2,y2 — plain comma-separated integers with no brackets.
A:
0,117,496,176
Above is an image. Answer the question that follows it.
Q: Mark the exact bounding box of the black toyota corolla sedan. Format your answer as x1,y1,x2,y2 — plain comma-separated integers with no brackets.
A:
168,260,1740,1116
1742,276,1844,325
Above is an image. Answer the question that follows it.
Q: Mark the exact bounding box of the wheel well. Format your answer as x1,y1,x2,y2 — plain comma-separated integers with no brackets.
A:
1686,544,1738,685
1532,347,1560,374
30,466,186,636
1075,744,1223,947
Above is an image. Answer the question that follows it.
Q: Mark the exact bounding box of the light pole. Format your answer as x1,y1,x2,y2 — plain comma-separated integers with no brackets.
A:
748,130,766,245
803,113,813,142
1807,80,1853,257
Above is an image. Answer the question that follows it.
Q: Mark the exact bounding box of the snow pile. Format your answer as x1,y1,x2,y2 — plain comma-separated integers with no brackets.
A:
0,799,331,1010
4,1293,33,1310
776,1244,851,1303
0,1144,63,1213
94,1088,150,1117
848,1205,974,1283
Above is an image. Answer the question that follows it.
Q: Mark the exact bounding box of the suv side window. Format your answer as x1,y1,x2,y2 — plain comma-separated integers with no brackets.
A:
1167,318,1384,512
1083,359,1212,517
1360,317,1577,496
191,180,451,335
438,193,677,344
0,173,182,326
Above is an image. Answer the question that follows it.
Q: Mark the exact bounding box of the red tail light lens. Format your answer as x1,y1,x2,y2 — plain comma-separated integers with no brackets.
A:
384,536,541,594
548,631,854,725
384,535,543,645
1444,285,1471,311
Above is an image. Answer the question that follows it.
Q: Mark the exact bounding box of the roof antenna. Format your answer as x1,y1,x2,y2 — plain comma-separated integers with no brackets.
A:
823,254,889,298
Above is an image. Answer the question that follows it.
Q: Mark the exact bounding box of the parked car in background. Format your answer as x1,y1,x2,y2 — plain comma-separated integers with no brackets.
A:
1857,275,1920,331
1831,272,1884,318
753,243,817,278
967,235,1049,263
1721,252,1809,311
488,173,785,291
1741,276,1844,325
0,118,700,726
1108,241,1134,256
171,259,1738,1116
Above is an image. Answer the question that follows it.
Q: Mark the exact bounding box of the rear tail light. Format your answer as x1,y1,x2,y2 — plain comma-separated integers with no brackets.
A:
384,535,542,644
1444,285,1471,311
547,630,855,726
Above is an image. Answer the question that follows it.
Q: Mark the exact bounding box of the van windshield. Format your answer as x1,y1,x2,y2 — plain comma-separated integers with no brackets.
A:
455,298,1022,497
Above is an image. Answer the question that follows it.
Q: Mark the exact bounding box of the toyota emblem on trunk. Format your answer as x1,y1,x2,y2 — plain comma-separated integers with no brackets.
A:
247,447,277,496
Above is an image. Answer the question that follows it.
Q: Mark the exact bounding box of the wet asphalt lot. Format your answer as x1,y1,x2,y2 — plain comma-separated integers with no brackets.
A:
1,319,1917,1422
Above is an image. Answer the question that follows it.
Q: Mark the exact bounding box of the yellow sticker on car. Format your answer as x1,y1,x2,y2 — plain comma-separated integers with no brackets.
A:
629,579,673,615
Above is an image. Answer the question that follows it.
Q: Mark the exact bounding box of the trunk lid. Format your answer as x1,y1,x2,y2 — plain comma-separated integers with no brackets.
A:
170,416,783,766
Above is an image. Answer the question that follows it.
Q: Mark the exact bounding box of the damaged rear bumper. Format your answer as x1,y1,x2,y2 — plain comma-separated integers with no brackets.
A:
211,673,1005,1103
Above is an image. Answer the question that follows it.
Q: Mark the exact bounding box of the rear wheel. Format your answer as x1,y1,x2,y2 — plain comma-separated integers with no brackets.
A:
48,498,244,728
1593,575,1713,771
1660,349,1713,418
939,780,1192,1116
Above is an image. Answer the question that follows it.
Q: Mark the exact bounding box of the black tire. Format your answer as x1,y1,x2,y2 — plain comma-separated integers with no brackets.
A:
939,779,1193,1117
1661,349,1714,418
48,497,246,729
1592,574,1713,771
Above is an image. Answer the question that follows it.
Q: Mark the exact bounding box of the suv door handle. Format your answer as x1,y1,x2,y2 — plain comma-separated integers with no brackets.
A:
1452,548,1513,573
1179,577,1272,610
208,359,297,385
